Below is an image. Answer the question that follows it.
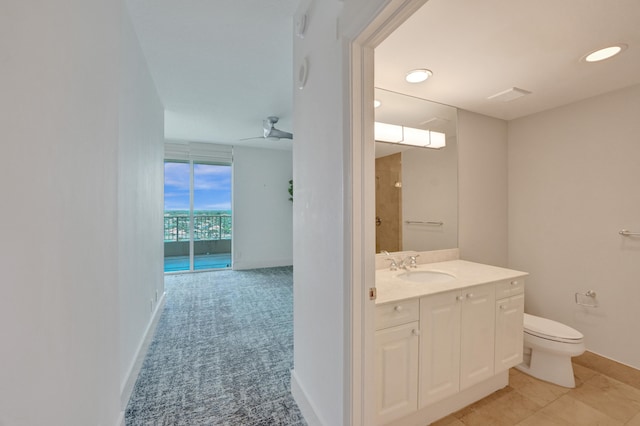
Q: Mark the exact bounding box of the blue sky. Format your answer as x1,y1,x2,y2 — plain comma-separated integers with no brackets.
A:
164,162,232,211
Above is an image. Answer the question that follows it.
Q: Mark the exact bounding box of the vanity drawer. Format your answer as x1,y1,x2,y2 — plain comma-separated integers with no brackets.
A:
495,277,525,299
376,299,419,330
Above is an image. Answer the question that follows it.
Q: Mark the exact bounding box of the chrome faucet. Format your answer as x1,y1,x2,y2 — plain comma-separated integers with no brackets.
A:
387,258,400,271
381,250,420,271
381,250,401,270
397,254,419,270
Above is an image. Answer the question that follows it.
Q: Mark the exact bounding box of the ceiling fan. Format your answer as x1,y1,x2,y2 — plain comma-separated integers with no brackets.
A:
241,116,293,140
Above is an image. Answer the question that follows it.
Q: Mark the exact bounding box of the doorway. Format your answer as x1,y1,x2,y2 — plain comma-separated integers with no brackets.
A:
164,160,232,272
345,1,429,424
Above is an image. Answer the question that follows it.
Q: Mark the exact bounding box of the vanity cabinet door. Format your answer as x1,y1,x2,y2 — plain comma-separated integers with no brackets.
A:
495,292,525,372
375,321,420,424
460,283,496,390
419,290,461,407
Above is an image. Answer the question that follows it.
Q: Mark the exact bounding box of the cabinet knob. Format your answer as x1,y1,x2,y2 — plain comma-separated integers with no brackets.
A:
394,305,403,312
412,329,420,336
466,293,474,299
456,295,465,301
500,304,507,310
511,280,519,286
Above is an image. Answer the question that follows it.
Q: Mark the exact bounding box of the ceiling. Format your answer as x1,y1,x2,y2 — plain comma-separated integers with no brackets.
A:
375,0,640,121
126,0,300,150
126,0,640,150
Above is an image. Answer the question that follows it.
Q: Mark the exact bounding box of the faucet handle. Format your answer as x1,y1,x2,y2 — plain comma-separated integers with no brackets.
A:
409,254,420,268
386,258,399,271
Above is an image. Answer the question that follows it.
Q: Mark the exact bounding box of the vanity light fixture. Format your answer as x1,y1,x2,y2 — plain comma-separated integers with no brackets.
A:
428,130,446,148
374,121,446,149
374,122,403,143
405,68,432,83
583,44,627,62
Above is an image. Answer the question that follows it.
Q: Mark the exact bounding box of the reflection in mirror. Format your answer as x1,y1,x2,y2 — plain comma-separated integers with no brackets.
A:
374,88,458,253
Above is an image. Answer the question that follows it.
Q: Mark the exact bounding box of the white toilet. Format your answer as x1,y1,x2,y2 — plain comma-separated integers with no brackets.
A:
515,313,585,388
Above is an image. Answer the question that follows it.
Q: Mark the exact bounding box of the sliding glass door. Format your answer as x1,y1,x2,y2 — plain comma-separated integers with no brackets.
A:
164,161,191,272
193,163,232,270
164,161,232,272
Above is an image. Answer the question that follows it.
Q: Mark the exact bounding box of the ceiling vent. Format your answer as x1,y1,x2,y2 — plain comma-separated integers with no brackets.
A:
487,87,532,102
420,116,449,125
419,116,450,131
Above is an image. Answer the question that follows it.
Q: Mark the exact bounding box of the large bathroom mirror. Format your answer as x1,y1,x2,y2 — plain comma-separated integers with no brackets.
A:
374,88,458,253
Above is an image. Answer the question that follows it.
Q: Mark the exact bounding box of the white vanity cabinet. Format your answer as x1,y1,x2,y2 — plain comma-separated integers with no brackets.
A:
419,283,495,407
495,279,525,372
375,300,420,424
459,283,497,390
375,261,527,426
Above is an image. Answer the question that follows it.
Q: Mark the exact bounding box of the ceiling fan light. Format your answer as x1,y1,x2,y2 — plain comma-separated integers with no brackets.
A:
405,68,432,83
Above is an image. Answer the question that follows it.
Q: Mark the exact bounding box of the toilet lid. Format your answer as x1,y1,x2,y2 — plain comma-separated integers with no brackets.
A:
524,313,584,342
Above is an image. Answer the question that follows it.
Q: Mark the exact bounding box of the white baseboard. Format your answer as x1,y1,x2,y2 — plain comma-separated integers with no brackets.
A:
232,259,293,270
120,291,167,410
291,369,324,426
115,410,125,426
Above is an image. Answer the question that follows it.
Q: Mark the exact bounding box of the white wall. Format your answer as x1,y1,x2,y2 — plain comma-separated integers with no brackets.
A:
292,0,350,424
508,84,640,369
292,1,432,424
294,1,639,423
233,146,293,269
118,4,165,410
402,140,458,251
0,1,121,424
0,1,163,424
458,110,509,267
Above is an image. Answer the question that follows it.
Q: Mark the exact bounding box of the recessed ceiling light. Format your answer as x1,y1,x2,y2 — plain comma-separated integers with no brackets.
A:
405,69,433,83
583,44,627,62
374,99,381,108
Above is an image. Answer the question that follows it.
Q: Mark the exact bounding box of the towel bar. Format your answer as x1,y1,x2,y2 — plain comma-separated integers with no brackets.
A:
405,220,443,226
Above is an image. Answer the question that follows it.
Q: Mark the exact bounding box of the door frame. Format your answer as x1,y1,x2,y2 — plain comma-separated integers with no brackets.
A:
163,158,233,273
345,1,428,424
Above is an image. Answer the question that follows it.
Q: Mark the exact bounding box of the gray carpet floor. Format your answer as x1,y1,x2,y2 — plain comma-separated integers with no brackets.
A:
125,266,307,425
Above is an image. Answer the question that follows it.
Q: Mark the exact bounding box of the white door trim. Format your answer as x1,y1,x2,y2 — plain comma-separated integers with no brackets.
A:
344,1,428,425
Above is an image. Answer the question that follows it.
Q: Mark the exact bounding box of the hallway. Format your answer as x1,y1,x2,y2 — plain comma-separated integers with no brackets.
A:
125,267,305,425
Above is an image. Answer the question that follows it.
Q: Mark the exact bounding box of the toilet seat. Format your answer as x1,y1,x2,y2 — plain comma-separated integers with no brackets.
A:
524,313,583,344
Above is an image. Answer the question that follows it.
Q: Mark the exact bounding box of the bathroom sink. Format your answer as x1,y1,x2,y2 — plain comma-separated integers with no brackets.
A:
396,270,456,284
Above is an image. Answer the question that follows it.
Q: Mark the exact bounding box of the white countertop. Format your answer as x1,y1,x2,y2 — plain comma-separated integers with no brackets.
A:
376,260,528,305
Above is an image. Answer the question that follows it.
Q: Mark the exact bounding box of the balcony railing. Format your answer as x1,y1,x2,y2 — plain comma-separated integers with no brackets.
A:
164,214,231,242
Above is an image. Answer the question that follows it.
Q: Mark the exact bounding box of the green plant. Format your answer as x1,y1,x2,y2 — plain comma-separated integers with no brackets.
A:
288,179,293,202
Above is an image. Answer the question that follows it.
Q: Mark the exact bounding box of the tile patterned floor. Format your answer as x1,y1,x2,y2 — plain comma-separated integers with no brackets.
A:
431,352,640,426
